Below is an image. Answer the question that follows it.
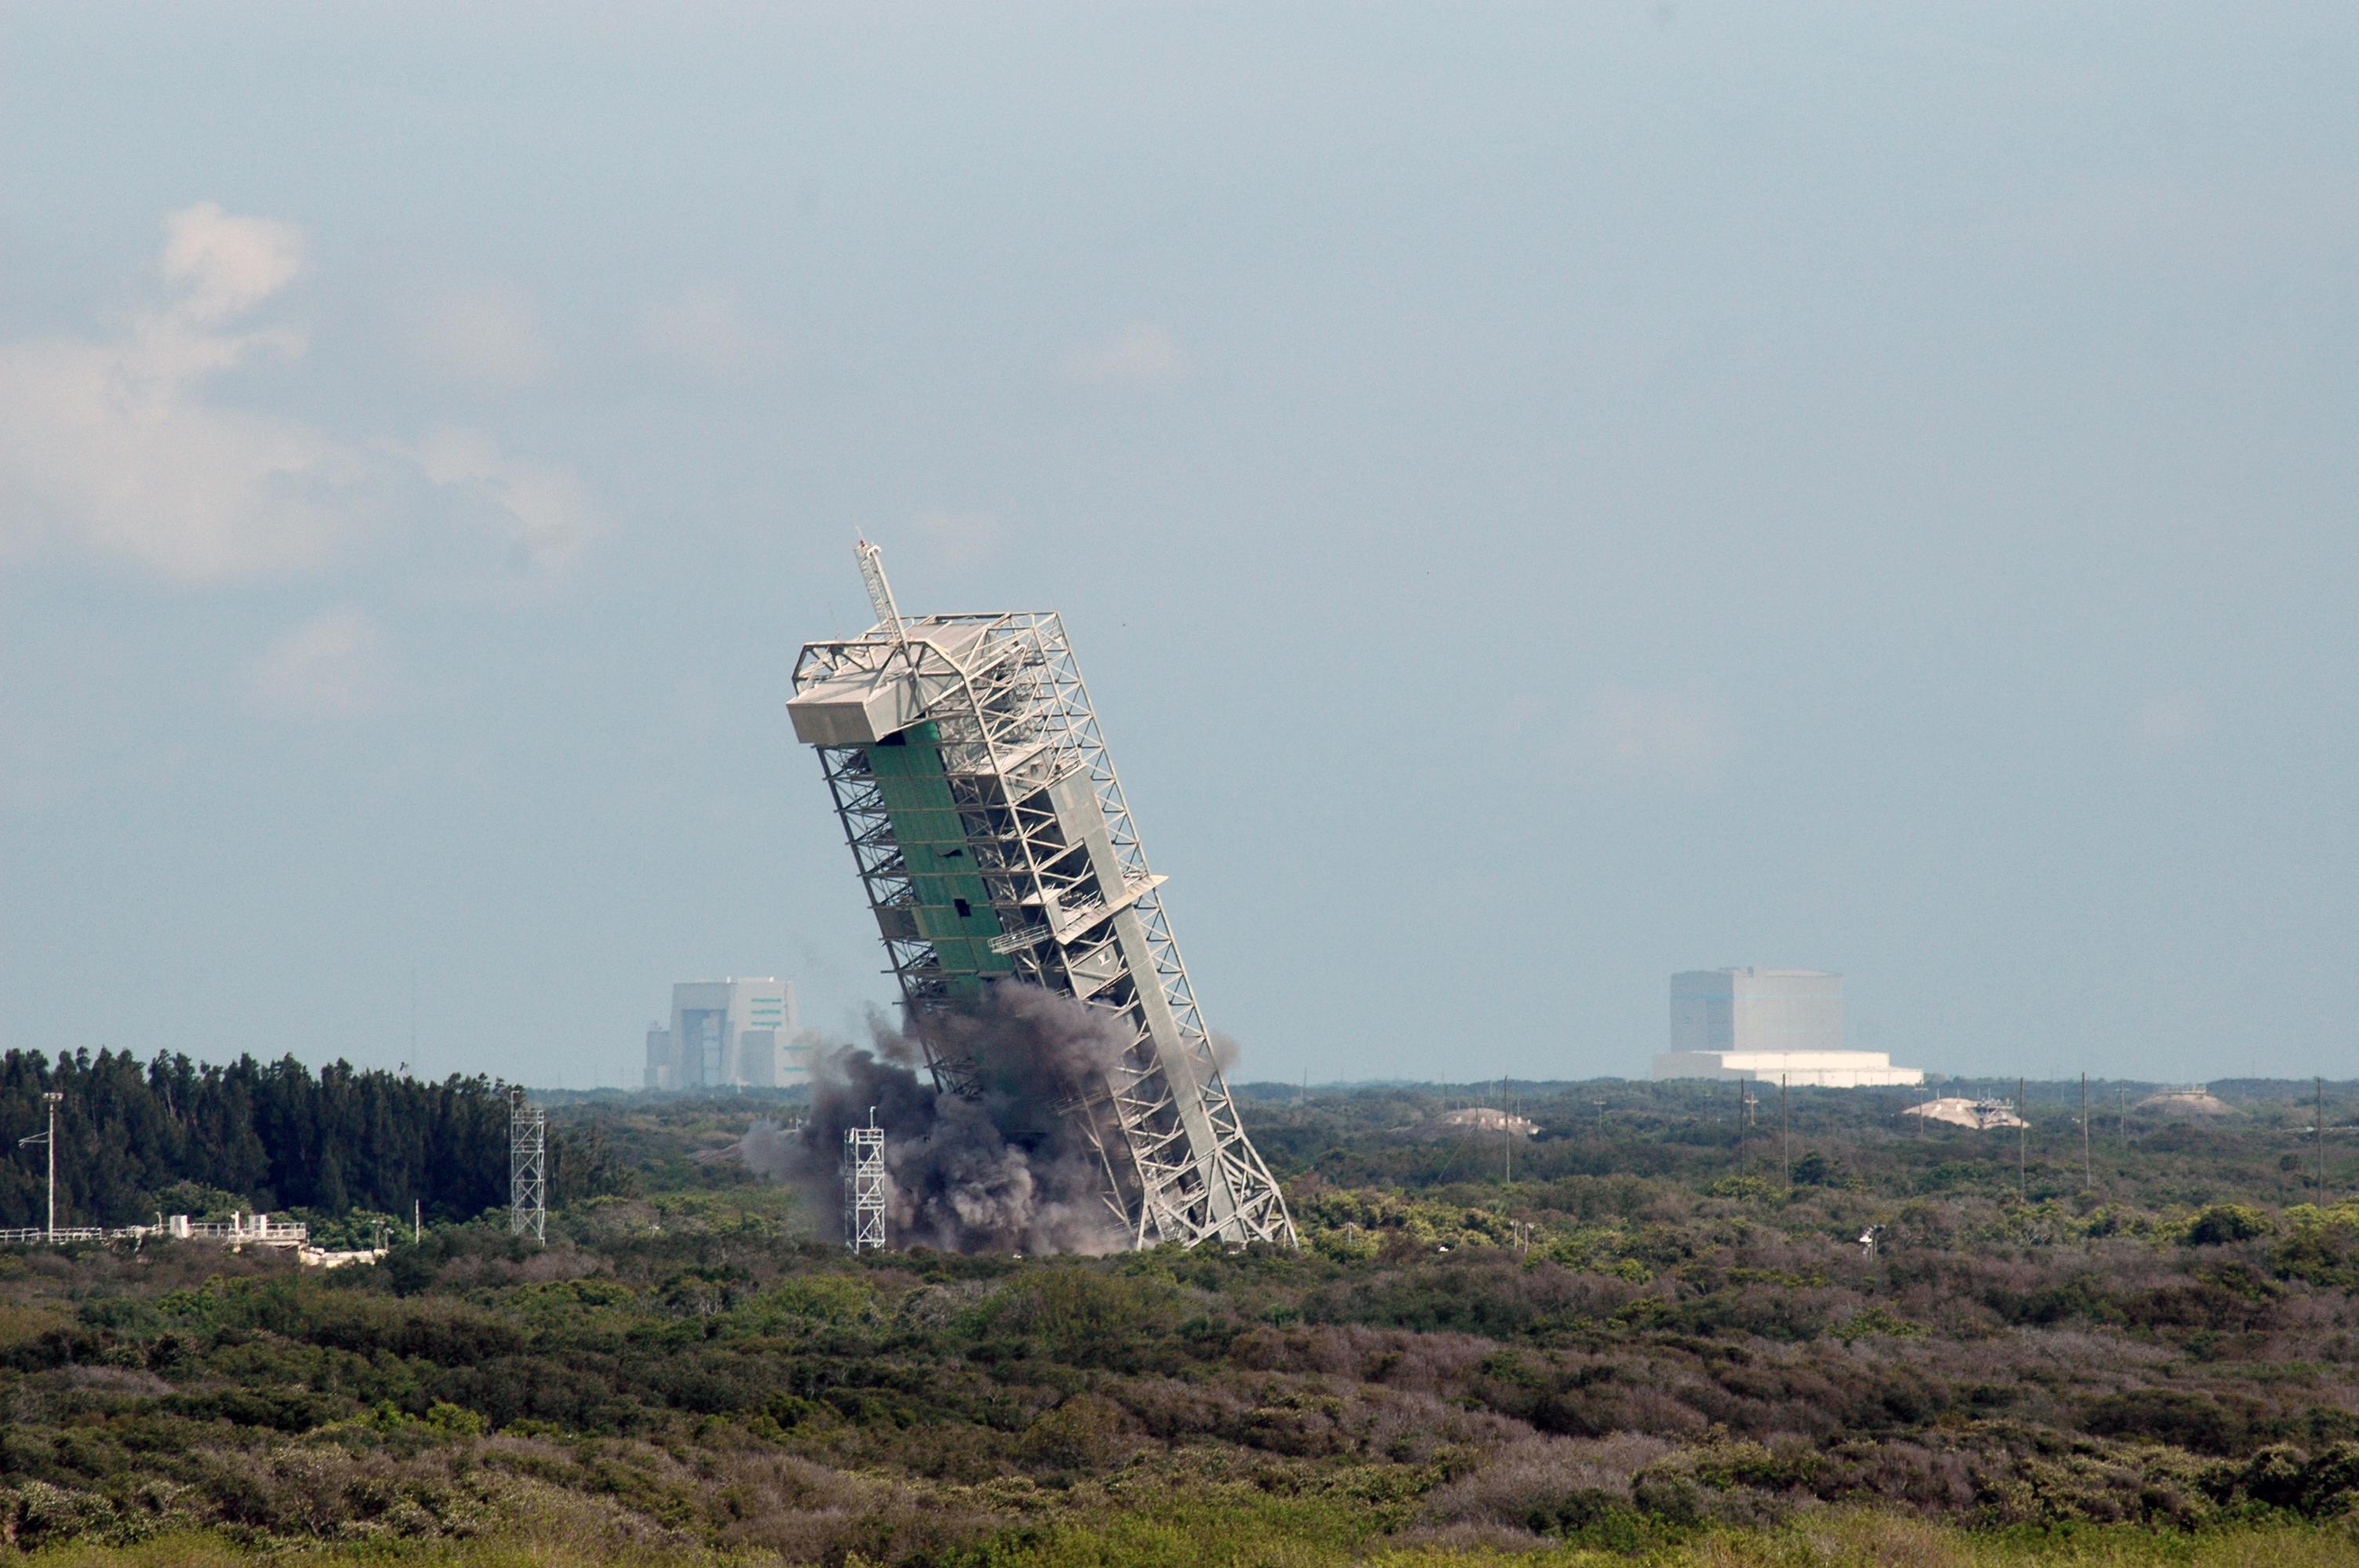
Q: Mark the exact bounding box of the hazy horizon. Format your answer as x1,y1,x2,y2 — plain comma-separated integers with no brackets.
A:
4,4,2353,1089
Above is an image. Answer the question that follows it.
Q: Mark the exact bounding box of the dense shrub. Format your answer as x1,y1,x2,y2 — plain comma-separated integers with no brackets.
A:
2183,1204,2274,1247
5,1076,2359,1556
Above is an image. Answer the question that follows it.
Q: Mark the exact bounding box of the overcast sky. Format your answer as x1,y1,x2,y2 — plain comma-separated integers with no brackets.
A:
2,3,2352,1089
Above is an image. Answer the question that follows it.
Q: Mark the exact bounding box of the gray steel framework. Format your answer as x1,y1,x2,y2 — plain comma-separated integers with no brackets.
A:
791,547,1296,1250
844,1110,887,1252
508,1091,546,1244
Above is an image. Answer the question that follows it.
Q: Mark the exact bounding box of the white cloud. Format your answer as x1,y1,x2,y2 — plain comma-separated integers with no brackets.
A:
1587,681,1737,781
160,201,306,323
1060,321,1190,386
245,608,387,718
0,203,594,587
413,285,551,388
410,427,596,577
0,204,358,582
2135,688,2211,752
642,281,765,379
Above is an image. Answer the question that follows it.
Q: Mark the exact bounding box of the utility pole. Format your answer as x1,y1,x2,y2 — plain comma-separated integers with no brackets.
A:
47,1092,57,1238
2081,1073,2092,1190
1502,1076,1512,1185
17,1093,62,1240
2017,1077,2027,1201
2320,1078,2328,1196
1781,1075,1791,1190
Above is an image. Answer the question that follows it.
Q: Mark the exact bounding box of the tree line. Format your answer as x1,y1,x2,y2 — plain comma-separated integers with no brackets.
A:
0,1048,616,1229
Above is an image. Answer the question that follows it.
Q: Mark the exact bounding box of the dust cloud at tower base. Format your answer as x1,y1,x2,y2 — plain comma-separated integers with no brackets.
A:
785,543,1296,1251
776,988,1138,1255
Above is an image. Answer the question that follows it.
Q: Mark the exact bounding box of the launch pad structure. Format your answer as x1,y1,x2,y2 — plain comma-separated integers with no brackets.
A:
788,542,1296,1250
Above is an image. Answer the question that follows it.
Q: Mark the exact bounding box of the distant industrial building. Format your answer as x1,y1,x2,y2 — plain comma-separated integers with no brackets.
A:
1652,967,1924,1087
643,978,810,1091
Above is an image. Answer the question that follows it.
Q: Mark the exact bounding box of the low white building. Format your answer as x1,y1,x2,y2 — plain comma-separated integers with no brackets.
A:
1655,1049,1924,1087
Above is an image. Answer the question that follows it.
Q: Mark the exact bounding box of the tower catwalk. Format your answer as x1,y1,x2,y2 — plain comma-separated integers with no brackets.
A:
787,542,1296,1249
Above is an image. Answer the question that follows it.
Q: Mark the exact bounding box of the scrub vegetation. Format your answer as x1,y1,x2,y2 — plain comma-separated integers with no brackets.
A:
3,1068,2359,1563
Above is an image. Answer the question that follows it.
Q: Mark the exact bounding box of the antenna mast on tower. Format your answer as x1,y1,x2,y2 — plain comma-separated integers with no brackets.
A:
856,537,906,647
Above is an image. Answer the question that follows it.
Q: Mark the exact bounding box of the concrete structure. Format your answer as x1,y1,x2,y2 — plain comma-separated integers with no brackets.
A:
1654,968,1923,1087
2136,1087,2235,1118
787,539,1294,1250
1423,1107,1538,1138
1903,1096,2023,1130
643,978,808,1090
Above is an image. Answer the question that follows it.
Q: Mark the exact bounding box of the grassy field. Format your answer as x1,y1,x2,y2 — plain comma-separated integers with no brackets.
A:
16,1508,2359,1568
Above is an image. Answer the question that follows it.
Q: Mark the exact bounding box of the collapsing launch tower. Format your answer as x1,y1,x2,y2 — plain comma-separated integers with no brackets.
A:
787,543,1296,1249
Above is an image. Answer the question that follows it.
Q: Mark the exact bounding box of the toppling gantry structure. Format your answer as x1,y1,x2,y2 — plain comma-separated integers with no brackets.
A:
787,542,1296,1249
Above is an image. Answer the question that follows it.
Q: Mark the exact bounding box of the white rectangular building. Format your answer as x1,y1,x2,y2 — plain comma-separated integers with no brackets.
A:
643,978,811,1091
1652,967,1922,1087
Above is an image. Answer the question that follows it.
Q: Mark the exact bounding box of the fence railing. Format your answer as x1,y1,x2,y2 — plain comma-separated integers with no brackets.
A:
0,1214,310,1249
0,1226,107,1245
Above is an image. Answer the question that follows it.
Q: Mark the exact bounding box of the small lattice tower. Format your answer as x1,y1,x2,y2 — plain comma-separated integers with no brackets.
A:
843,1109,886,1253
508,1090,546,1244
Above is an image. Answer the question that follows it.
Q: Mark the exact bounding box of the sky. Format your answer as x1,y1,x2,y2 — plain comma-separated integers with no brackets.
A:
1,3,2353,1090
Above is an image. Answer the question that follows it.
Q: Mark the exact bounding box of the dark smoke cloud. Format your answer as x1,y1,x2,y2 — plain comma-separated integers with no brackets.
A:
783,984,1141,1255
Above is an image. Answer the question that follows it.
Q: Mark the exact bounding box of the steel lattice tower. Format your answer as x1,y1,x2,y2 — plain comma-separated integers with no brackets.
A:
508,1091,546,1244
788,543,1296,1249
843,1109,887,1252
